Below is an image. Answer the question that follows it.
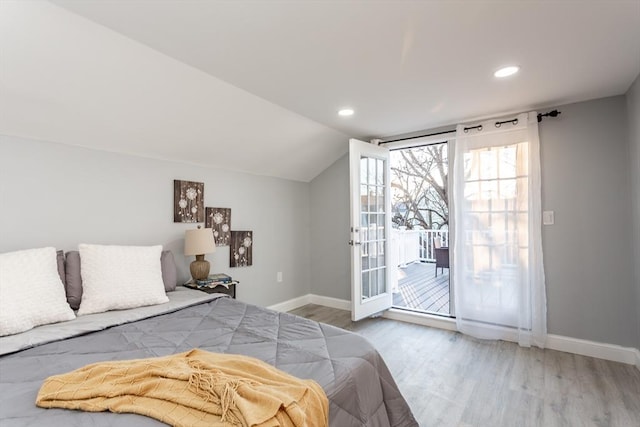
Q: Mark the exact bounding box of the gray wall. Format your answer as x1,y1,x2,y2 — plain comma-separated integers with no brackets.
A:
309,96,639,348
2,93,637,348
309,154,350,300
626,74,640,349
0,135,311,307
540,95,636,348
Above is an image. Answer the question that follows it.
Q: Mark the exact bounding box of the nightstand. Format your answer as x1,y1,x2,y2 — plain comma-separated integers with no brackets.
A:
184,282,236,299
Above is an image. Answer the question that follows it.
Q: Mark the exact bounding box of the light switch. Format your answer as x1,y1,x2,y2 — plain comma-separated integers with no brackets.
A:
543,210,555,225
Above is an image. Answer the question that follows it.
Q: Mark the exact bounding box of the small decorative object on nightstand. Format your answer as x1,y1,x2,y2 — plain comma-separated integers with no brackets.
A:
184,273,238,299
192,282,236,298
184,226,216,281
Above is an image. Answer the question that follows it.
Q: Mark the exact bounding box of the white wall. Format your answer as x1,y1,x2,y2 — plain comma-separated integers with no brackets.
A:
0,135,311,307
309,96,638,348
0,0,347,183
626,74,640,349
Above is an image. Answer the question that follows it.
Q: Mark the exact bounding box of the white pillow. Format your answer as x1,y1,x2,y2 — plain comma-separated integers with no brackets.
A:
77,244,169,315
0,247,76,336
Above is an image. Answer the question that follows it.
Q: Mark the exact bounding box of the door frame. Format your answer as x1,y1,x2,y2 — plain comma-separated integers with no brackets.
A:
385,135,456,317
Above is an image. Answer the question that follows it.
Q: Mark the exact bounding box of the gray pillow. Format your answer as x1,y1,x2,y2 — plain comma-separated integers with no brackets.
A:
56,250,66,286
161,250,177,292
64,251,82,310
63,250,177,309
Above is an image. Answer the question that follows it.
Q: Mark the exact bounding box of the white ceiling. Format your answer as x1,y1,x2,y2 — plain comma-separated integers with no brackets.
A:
0,0,640,181
51,0,640,138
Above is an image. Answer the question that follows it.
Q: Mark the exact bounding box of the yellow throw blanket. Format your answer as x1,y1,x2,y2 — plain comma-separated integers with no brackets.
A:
36,349,329,427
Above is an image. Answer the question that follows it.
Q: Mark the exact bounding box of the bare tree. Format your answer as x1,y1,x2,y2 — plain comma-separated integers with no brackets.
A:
391,144,448,230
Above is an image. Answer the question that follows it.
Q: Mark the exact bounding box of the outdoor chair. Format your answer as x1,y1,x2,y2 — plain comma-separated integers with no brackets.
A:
433,238,449,277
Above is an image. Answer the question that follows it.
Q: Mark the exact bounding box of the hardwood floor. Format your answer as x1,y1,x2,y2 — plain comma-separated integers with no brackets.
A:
289,304,640,427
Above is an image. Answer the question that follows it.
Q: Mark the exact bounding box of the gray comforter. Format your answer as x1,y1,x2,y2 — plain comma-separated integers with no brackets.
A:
0,295,417,426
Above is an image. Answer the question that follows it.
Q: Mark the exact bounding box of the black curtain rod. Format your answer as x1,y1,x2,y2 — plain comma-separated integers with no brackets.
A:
464,110,561,133
537,109,561,122
464,110,562,132
378,129,455,145
464,118,519,133
379,109,561,143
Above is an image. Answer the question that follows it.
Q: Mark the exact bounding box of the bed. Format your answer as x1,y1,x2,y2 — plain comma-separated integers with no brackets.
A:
0,288,418,426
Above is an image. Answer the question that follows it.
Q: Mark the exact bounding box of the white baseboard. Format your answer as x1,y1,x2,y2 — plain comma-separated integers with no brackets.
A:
267,294,351,311
545,334,640,367
268,294,640,370
268,294,350,312
267,295,312,312
308,294,351,311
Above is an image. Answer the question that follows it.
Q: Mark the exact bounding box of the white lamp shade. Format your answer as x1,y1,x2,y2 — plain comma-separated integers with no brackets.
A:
184,228,216,256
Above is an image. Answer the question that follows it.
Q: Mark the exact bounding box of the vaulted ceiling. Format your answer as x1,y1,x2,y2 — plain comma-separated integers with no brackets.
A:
2,1,639,181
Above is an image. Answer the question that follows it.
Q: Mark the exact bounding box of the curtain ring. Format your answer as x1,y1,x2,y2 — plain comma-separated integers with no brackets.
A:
464,124,483,133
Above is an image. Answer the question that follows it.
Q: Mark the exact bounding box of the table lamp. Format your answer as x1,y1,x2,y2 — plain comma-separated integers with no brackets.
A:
184,226,216,281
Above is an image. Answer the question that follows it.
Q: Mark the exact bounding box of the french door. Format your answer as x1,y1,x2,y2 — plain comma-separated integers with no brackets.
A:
349,139,393,321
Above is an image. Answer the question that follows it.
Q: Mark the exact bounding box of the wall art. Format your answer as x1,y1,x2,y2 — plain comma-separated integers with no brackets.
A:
230,230,253,268
205,207,231,246
173,180,204,223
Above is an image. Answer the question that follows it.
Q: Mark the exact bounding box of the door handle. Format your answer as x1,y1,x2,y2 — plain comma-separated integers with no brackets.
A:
349,227,361,246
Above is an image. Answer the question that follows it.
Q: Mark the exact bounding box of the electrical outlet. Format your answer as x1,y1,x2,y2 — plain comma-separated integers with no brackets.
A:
277,272,283,282
543,210,555,225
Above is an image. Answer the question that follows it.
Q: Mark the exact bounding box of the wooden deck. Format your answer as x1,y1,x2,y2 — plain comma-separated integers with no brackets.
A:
393,262,450,315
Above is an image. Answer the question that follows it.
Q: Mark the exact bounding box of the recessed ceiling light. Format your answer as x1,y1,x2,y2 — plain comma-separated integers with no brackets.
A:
494,66,520,78
338,108,354,117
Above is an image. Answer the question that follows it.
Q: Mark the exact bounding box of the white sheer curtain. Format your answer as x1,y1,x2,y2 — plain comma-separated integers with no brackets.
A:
452,112,546,348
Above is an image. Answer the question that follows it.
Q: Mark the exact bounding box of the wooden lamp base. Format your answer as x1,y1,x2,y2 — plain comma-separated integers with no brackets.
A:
190,254,210,281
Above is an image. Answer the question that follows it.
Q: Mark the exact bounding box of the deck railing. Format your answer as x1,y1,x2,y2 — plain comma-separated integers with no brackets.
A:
419,229,449,261
393,228,449,265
